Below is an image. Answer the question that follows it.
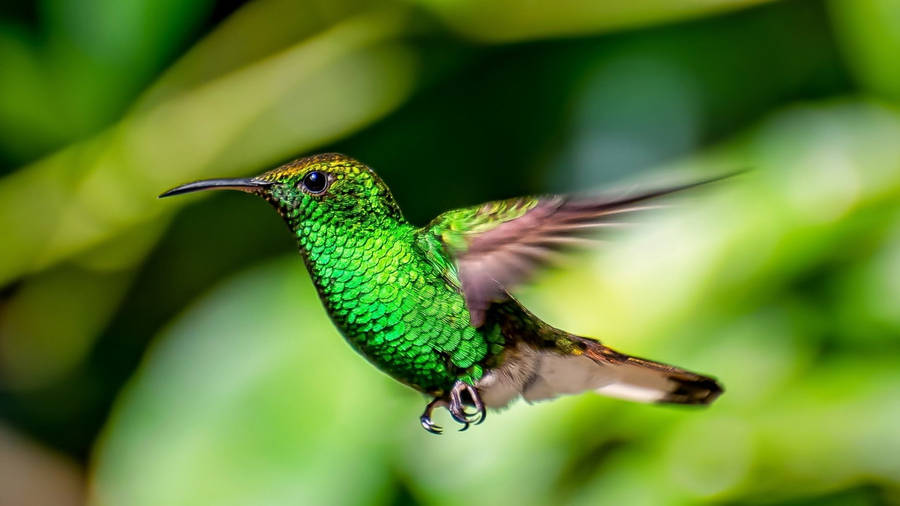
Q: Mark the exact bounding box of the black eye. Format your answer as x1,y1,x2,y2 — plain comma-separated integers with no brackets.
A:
302,171,328,193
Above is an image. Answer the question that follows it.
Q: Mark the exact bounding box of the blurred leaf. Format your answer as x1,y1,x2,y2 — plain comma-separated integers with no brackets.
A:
0,220,167,390
832,209,900,339
0,28,68,161
0,264,132,389
136,0,385,109
0,0,215,164
830,0,900,101
0,8,416,285
411,0,780,42
90,257,407,506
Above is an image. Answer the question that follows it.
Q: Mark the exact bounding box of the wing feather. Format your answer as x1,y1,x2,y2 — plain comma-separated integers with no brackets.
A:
418,174,734,326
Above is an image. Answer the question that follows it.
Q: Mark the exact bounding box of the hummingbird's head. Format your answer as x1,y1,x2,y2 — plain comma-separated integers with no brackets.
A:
160,153,405,227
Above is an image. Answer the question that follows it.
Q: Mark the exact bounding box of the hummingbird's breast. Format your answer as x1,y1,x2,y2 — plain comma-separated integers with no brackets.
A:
295,222,501,393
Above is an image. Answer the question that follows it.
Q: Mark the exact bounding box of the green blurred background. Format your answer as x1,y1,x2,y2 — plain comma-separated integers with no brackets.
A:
1,0,899,504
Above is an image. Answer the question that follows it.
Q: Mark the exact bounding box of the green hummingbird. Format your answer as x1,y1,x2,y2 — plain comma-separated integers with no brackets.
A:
160,153,724,433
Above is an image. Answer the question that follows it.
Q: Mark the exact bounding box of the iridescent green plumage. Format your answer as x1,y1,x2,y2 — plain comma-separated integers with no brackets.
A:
256,154,504,394
161,153,725,433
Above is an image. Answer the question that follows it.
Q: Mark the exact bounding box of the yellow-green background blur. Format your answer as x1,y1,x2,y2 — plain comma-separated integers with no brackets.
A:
1,0,899,505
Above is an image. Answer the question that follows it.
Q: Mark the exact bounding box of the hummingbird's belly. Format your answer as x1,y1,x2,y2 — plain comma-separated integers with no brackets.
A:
310,244,497,393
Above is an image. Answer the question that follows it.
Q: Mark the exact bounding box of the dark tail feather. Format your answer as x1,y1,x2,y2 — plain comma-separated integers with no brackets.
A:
575,337,723,405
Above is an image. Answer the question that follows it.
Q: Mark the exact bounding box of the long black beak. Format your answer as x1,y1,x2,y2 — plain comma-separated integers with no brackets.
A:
158,178,272,198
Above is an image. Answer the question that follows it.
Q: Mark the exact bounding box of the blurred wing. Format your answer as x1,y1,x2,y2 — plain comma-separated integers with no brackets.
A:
419,176,731,327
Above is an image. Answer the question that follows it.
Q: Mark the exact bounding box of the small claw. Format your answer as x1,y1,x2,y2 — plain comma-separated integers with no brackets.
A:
420,397,450,435
469,387,486,425
448,404,469,424
450,405,471,431
420,416,443,435
460,409,478,424
454,382,486,425
464,410,483,425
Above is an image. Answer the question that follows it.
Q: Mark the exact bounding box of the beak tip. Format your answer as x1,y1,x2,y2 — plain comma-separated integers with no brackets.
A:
158,187,187,198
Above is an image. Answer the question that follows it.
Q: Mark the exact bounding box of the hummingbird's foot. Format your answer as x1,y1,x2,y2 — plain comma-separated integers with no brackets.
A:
419,381,486,434
420,398,449,434
448,380,486,431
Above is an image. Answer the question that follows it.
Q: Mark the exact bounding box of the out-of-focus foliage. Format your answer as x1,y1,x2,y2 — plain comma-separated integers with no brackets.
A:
0,6,414,285
830,0,900,100
1,0,898,505
412,0,780,42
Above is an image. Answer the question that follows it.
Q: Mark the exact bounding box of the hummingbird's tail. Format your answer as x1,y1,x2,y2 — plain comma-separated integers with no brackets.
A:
476,302,723,409
572,337,722,404
477,336,723,408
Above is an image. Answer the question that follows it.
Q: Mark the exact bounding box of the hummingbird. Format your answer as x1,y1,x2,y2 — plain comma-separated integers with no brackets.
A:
160,153,724,434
